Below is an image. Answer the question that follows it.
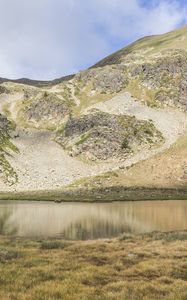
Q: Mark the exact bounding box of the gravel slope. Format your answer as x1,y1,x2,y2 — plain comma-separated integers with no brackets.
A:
0,91,186,191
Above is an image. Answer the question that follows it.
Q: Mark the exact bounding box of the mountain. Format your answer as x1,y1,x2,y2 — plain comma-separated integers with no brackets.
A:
0,74,75,87
0,25,186,200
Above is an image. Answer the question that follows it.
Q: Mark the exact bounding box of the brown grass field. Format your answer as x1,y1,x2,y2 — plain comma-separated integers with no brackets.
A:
0,231,186,300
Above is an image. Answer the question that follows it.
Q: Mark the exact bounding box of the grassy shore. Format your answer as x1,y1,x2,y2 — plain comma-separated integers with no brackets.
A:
0,187,186,202
0,231,186,300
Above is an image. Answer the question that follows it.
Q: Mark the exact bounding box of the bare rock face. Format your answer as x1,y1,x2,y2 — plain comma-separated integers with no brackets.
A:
56,110,163,161
129,50,187,111
92,68,126,93
23,92,70,126
75,66,127,93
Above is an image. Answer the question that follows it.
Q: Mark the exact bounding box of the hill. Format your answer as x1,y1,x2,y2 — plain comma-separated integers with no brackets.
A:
0,25,186,200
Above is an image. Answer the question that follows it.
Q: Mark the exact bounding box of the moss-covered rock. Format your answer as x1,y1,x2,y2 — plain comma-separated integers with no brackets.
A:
19,92,72,129
75,66,127,94
128,50,187,110
56,110,163,161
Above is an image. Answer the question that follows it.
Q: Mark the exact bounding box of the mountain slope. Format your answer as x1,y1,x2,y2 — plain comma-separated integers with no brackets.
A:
0,25,186,199
92,25,187,68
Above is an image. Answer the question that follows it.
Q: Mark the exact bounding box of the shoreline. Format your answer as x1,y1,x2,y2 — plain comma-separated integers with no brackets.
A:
0,186,186,202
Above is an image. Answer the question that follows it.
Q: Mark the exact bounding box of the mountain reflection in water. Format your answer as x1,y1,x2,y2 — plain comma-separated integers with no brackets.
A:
0,207,18,235
0,200,186,240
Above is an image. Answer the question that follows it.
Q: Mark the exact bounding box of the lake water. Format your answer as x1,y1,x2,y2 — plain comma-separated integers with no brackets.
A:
0,200,186,240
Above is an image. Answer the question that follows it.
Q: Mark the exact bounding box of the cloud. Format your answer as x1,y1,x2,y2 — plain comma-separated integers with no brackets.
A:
0,0,186,79
89,0,187,42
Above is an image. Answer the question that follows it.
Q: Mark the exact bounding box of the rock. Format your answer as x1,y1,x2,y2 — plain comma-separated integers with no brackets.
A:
56,110,163,162
129,49,187,111
75,66,127,93
23,92,70,126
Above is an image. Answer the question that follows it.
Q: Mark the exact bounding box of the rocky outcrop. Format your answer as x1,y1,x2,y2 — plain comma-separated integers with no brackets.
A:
57,110,163,161
75,66,127,93
22,92,71,127
0,85,10,94
92,68,126,93
74,48,187,111
129,50,187,111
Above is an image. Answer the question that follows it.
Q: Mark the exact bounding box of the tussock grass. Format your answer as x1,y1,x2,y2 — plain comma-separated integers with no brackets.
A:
0,231,186,299
40,240,70,250
0,248,22,263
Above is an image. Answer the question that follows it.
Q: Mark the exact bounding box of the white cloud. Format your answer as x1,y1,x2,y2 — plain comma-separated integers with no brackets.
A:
0,0,186,79
90,0,187,40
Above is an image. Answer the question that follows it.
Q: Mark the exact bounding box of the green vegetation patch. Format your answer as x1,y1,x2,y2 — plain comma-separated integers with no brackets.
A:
0,115,19,185
0,155,18,185
40,240,71,250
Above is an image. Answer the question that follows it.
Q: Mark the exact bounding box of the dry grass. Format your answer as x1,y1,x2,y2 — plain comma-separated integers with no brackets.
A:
94,25,187,68
73,134,187,191
0,231,186,299
73,83,115,115
125,79,160,108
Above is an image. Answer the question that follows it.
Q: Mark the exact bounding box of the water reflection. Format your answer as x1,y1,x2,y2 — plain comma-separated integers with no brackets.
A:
0,207,18,235
0,200,186,239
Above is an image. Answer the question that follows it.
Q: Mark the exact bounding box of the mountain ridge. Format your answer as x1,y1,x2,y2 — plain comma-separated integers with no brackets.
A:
1,25,187,87
0,74,75,88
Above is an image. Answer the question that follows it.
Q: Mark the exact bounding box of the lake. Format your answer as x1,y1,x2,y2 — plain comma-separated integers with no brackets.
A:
0,200,186,240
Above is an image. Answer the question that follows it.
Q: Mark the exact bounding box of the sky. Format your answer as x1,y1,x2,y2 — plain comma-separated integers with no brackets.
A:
0,0,187,80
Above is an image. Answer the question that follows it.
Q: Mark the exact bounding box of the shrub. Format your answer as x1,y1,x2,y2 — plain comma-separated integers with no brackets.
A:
40,240,67,250
121,139,129,150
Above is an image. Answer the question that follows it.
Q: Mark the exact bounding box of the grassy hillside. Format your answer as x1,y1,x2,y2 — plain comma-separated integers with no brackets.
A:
92,25,187,68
